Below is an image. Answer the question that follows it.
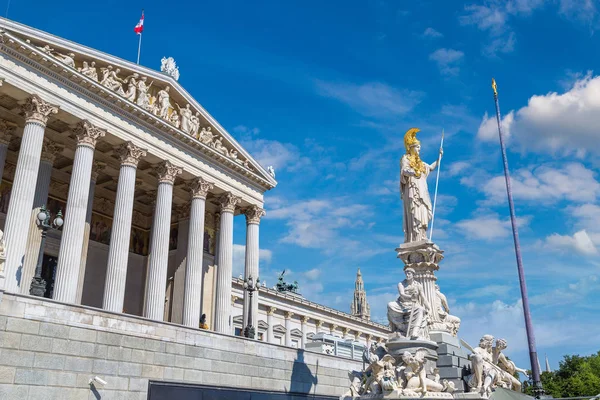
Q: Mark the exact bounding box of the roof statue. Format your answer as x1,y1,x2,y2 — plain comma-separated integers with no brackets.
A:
267,165,276,178
160,57,180,81
274,269,299,294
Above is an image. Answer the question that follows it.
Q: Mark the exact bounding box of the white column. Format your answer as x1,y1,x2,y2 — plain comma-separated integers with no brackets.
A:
3,95,58,292
315,320,323,334
182,177,213,328
21,139,63,294
54,120,105,303
301,316,309,349
76,160,106,304
267,306,276,343
284,311,293,347
213,193,240,334
0,120,15,185
242,205,265,332
103,142,146,312
144,161,182,321
366,334,372,348
330,324,338,336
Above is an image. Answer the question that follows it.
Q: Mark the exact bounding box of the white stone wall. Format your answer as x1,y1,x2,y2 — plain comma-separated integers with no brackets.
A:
0,292,359,399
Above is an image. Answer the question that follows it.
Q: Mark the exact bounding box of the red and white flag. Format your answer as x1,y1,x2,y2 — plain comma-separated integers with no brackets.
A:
134,11,144,34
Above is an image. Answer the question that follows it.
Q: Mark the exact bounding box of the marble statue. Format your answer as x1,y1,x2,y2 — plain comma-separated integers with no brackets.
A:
464,335,500,395
399,349,449,393
100,66,126,95
160,56,180,81
36,44,54,54
123,75,138,103
198,126,214,144
267,166,275,178
176,104,193,133
190,112,200,137
53,52,76,68
493,338,528,392
346,345,455,397
434,285,461,336
156,86,171,120
387,268,431,340
212,137,229,156
136,77,151,109
400,128,442,243
169,110,180,128
345,371,362,397
79,61,98,81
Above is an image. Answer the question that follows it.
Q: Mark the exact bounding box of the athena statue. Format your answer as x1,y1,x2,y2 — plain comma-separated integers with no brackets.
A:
400,128,442,243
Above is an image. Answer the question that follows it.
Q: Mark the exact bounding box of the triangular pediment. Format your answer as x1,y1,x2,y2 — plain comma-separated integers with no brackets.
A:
273,324,286,334
290,328,303,337
0,17,276,190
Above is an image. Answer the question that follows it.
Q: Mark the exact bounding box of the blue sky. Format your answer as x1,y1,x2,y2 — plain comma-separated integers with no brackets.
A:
6,0,600,371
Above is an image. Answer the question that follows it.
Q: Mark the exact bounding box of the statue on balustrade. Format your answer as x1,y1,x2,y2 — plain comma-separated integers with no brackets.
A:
400,128,442,243
387,268,430,340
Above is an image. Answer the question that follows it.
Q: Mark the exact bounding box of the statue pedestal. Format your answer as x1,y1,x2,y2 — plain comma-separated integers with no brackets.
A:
396,240,444,330
430,332,470,393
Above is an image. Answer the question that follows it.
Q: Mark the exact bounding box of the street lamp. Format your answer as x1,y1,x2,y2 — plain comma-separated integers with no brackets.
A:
30,205,63,297
242,275,260,339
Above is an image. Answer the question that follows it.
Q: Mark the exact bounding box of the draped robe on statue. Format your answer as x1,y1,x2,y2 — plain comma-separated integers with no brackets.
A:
400,155,433,243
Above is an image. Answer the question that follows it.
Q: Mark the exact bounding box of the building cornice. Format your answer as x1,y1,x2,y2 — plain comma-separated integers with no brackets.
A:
0,22,276,191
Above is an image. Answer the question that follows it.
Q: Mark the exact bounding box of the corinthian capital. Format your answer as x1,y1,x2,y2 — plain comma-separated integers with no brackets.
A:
40,138,64,164
245,205,266,225
188,176,214,200
219,192,241,213
155,160,182,184
21,94,59,126
117,141,147,168
73,120,106,149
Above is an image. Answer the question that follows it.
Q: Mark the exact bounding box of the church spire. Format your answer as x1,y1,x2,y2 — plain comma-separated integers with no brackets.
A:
351,268,370,320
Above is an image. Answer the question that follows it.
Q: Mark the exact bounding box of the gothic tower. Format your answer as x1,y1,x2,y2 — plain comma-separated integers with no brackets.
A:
350,268,370,320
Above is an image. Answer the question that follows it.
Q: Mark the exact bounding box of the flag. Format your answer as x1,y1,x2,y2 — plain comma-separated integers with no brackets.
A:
134,11,144,35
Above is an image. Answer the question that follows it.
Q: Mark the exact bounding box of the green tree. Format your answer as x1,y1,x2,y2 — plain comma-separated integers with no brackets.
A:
524,351,600,397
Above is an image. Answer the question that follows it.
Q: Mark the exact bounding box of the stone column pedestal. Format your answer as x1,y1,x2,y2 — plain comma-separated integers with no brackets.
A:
396,240,444,327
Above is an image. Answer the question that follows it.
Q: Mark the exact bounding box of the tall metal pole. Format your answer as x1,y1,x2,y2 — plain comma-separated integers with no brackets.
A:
491,78,543,396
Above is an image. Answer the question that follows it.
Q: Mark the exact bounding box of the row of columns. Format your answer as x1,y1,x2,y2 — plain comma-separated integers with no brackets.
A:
0,93,265,336
260,307,376,348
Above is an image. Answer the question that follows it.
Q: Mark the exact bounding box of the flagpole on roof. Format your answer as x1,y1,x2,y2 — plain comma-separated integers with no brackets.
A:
136,32,142,65
135,10,145,64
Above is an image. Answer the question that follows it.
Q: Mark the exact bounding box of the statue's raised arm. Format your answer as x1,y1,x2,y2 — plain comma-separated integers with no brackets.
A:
400,128,442,243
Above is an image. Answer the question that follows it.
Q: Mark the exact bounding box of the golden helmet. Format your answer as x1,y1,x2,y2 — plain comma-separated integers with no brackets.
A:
404,128,421,153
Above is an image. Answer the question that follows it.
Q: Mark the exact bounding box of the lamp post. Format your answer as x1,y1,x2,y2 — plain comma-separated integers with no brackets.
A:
30,205,63,297
241,275,261,339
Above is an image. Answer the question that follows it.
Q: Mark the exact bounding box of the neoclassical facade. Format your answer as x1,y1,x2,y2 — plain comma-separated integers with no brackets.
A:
0,17,275,335
230,278,389,350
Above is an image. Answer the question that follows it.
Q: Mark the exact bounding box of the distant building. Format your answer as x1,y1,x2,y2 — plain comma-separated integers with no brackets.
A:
350,268,371,320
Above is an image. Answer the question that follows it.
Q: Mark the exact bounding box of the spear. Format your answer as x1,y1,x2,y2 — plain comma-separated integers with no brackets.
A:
491,78,544,397
429,129,444,242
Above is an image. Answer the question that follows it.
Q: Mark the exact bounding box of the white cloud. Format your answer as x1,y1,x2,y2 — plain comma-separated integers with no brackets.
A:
304,268,321,281
544,230,598,256
232,244,273,278
448,161,471,177
423,27,443,38
266,197,375,255
461,284,512,299
233,125,260,136
571,203,600,231
455,213,530,240
508,73,600,155
480,163,600,205
315,80,424,118
429,48,465,76
240,138,311,172
477,111,514,142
